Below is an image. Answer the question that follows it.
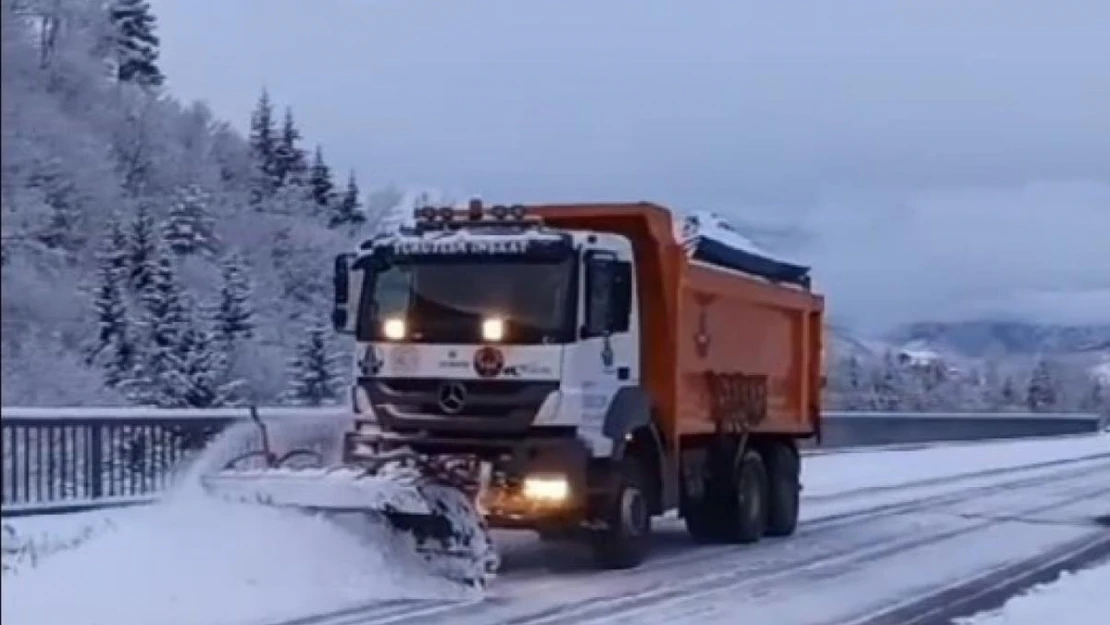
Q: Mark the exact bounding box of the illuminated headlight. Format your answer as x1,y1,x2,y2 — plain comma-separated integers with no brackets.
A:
382,317,406,340
482,317,505,341
522,476,569,502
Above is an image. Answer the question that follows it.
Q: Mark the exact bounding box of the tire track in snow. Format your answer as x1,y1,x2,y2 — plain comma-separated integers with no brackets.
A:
838,530,1110,625
366,457,1110,625
273,453,1110,625
494,481,1110,625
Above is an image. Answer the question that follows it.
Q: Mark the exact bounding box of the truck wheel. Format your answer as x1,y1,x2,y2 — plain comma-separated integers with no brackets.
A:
683,499,723,544
590,458,652,569
763,442,800,537
721,448,768,544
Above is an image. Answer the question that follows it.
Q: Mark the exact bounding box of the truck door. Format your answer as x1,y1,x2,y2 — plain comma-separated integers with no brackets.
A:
568,248,639,455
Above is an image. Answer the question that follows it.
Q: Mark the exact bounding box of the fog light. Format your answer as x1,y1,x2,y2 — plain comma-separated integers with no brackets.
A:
522,476,569,502
382,317,406,340
482,317,505,341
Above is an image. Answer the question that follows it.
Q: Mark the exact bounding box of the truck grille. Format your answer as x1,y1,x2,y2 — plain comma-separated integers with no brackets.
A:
361,378,558,433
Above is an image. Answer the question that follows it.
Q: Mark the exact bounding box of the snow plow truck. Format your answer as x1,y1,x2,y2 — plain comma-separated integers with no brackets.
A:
203,201,824,587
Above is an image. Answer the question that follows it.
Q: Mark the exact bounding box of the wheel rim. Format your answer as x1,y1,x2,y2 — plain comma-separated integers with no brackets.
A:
620,488,648,536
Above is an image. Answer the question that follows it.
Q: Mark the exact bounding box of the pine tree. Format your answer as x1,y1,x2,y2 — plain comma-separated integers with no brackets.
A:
108,0,165,87
248,88,279,202
329,170,366,229
1026,358,1058,412
273,107,307,187
214,252,254,343
177,325,244,407
307,145,335,211
125,244,192,406
88,223,130,365
128,203,158,292
162,184,215,255
281,322,340,406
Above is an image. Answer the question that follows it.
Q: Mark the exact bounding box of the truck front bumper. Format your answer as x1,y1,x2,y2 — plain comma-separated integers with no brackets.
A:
344,426,594,531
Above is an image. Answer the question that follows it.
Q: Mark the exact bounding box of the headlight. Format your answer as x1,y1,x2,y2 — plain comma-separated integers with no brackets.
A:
522,476,569,502
382,317,406,340
482,317,505,342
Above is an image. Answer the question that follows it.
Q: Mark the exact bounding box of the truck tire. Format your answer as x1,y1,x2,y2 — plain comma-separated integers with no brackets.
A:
720,447,768,544
590,457,652,569
763,442,800,537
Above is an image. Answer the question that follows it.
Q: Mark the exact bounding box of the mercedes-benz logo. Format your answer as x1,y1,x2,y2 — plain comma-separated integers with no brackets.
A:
437,381,468,414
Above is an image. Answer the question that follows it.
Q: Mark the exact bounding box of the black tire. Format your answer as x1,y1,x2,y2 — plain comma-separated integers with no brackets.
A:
763,442,801,537
590,457,652,569
683,492,724,543
720,448,768,544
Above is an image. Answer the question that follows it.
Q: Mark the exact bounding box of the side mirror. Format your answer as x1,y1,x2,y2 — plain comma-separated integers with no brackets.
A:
332,253,356,334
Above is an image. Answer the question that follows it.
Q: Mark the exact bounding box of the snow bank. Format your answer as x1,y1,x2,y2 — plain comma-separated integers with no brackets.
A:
1,417,474,625
955,560,1110,625
801,432,1109,497
2,509,121,575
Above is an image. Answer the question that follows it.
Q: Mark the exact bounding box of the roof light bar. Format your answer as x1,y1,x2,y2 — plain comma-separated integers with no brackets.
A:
412,199,536,227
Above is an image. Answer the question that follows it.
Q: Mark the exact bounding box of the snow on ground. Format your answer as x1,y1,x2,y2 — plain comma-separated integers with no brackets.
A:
2,508,121,574
1,431,1106,625
956,560,1110,625
800,433,1108,498
1,418,476,625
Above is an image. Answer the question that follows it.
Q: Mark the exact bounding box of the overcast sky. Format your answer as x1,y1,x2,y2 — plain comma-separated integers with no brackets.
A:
150,0,1110,334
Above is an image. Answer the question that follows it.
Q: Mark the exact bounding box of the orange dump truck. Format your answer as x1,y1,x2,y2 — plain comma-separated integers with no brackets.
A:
333,200,825,569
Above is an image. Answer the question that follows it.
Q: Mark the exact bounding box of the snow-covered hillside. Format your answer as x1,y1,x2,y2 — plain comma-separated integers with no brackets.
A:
0,0,410,407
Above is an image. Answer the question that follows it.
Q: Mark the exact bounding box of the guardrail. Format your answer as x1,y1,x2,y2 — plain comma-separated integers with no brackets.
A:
1,406,1104,517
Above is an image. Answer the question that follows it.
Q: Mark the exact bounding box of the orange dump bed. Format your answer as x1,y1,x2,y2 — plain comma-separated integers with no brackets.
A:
531,203,825,448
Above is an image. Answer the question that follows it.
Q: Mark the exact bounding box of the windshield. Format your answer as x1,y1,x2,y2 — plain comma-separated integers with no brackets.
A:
359,259,576,344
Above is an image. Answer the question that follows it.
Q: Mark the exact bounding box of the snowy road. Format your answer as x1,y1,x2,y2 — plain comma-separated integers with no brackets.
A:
262,442,1110,625
4,435,1107,625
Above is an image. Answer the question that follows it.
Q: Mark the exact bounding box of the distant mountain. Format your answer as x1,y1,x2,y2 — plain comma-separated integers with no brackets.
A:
886,320,1110,358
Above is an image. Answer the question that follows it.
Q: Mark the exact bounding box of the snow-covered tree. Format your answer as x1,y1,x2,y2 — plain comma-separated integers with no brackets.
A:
177,325,243,407
1026,358,1059,412
330,170,366,229
162,184,215,255
214,252,254,343
281,322,340,406
307,145,335,211
248,88,279,202
108,0,164,87
1079,379,1106,413
123,243,192,405
127,202,158,292
273,107,307,187
27,160,84,250
88,220,130,363
872,351,908,411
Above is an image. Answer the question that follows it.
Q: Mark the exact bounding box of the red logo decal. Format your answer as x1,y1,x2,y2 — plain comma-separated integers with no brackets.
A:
473,346,505,378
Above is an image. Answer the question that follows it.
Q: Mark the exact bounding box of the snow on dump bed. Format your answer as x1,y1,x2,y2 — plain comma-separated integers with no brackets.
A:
1,419,474,625
955,560,1110,625
672,210,812,287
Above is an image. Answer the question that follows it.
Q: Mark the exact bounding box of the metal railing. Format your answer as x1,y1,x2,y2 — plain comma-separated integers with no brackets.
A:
0,406,345,516
1,406,1103,517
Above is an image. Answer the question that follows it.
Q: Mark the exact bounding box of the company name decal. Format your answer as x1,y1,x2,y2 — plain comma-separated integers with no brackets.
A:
393,239,529,255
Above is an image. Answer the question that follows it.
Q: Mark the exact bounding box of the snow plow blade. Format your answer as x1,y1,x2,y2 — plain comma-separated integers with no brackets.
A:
195,412,499,588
